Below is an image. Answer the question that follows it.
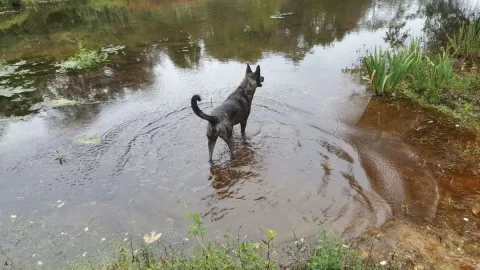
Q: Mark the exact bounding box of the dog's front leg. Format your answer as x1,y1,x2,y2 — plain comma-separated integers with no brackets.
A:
226,135,235,160
240,121,247,142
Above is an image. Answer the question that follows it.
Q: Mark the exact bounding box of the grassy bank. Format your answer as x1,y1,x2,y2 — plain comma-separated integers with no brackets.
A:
72,210,399,270
362,20,480,129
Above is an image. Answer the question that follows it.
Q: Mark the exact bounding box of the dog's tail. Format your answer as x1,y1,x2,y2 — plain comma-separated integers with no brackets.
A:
191,95,219,124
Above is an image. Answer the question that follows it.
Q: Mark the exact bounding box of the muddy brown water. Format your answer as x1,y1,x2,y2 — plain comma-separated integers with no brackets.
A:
0,0,475,267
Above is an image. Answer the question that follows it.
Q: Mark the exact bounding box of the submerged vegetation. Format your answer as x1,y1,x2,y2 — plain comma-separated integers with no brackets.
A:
56,41,108,73
362,20,480,127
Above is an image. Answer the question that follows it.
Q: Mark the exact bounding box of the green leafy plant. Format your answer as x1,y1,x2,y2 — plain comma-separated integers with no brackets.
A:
422,50,454,103
57,41,108,73
362,44,416,95
447,21,480,60
307,223,384,270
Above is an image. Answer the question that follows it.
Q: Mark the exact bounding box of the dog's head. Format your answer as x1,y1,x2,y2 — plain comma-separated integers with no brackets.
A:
246,64,264,87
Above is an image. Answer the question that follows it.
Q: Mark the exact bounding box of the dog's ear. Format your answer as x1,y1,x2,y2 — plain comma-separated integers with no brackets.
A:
254,65,261,77
246,64,253,74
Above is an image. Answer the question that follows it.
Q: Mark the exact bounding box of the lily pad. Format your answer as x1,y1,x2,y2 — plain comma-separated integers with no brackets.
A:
76,134,101,145
101,45,126,54
0,85,36,97
13,60,27,66
0,64,19,77
270,12,295,19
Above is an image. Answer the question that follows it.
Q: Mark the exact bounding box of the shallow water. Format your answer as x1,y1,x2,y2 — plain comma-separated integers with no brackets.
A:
0,0,471,267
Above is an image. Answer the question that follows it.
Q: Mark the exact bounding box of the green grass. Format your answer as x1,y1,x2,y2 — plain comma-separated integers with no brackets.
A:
362,40,455,99
70,207,398,270
407,48,454,104
447,21,480,60
57,41,108,73
362,42,418,95
360,21,480,128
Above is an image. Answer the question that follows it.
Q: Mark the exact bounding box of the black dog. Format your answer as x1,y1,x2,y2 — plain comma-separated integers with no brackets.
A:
191,64,264,163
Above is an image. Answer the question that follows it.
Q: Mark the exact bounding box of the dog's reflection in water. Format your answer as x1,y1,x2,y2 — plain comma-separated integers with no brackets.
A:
208,146,259,200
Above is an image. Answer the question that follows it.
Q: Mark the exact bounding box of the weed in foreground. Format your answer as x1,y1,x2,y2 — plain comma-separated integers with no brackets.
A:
89,204,397,270
57,41,108,73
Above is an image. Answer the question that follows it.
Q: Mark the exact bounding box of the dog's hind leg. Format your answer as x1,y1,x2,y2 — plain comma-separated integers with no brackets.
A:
208,135,217,163
221,130,235,161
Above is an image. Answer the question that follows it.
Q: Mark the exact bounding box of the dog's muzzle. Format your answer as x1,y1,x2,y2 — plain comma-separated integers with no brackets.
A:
258,76,264,87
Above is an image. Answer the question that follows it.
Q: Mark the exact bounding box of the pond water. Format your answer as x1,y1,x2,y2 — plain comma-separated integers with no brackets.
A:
0,0,475,267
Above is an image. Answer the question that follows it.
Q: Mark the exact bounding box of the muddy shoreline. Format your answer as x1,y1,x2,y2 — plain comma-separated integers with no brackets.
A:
354,98,480,270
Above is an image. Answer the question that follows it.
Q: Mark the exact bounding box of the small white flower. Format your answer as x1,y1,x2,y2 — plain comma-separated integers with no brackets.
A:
124,238,128,242
10,215,17,220
32,254,35,258
125,232,128,235
380,261,387,266
37,261,43,265
84,227,89,232
184,238,189,241
61,232,67,235
300,238,304,242
464,218,469,222
133,250,138,254
101,238,106,242
57,200,62,203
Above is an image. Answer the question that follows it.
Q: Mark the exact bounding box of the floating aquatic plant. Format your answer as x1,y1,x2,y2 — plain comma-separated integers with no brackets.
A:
76,134,101,145
56,41,108,73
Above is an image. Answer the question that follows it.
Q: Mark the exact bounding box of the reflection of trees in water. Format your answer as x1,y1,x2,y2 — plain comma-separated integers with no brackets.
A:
33,50,157,105
201,0,375,63
1,0,415,65
0,0,424,117
422,0,480,51
0,93,42,117
360,0,416,30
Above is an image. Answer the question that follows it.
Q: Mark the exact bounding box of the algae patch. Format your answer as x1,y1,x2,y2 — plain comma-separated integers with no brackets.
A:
30,99,114,111
76,134,101,145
